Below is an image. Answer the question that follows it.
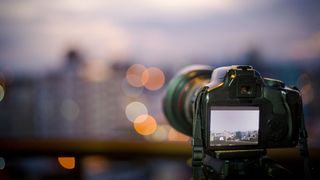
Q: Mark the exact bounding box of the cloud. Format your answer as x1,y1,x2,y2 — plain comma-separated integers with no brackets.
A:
0,0,319,72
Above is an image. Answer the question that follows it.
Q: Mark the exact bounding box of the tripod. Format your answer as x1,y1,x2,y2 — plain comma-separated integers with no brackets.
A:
201,150,292,180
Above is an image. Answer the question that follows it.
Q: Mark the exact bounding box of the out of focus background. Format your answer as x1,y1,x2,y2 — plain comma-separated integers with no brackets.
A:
0,0,320,179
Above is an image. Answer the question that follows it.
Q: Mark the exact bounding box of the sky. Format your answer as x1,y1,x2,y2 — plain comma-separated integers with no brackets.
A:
0,0,320,73
210,109,259,133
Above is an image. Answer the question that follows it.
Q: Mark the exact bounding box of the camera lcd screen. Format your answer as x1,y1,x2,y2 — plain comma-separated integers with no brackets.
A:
210,106,259,147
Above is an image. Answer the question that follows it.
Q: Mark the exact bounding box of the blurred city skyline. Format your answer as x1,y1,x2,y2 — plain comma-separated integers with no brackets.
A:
0,1,319,179
0,0,320,74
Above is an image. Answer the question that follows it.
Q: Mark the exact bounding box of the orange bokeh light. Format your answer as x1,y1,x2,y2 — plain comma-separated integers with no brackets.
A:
58,157,75,170
168,128,190,142
133,114,158,136
126,64,147,87
82,156,109,175
141,67,165,91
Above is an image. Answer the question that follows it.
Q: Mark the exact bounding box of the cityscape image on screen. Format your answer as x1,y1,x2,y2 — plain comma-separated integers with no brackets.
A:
210,106,259,147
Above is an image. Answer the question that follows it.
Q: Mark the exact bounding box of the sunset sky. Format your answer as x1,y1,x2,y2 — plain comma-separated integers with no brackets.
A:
0,0,319,73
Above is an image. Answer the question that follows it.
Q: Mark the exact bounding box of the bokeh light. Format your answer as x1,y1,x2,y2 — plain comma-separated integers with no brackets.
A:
0,157,5,170
133,114,158,136
58,157,75,170
126,64,147,87
125,101,148,122
0,85,5,102
121,78,144,98
142,67,165,91
60,99,80,121
297,73,314,105
82,156,109,175
168,128,190,142
297,73,311,88
148,124,170,142
301,84,314,105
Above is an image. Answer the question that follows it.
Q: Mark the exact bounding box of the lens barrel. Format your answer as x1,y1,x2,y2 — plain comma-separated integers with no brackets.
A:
163,65,212,136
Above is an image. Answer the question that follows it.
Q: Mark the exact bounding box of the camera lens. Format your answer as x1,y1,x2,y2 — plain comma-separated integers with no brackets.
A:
163,65,212,136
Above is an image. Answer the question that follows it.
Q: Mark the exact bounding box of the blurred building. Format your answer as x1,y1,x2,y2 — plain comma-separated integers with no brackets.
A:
0,76,36,137
37,50,127,139
0,50,140,140
0,48,319,147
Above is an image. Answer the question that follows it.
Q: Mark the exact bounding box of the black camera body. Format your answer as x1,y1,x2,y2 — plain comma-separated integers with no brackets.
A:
163,65,303,152
163,65,310,179
202,65,302,152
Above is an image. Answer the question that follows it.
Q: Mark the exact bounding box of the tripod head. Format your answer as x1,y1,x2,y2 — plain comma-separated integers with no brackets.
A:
201,150,292,180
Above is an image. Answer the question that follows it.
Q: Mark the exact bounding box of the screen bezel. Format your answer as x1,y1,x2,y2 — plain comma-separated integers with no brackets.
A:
207,106,261,151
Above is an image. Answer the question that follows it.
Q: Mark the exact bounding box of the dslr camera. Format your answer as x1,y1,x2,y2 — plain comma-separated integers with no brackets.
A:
163,65,310,179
